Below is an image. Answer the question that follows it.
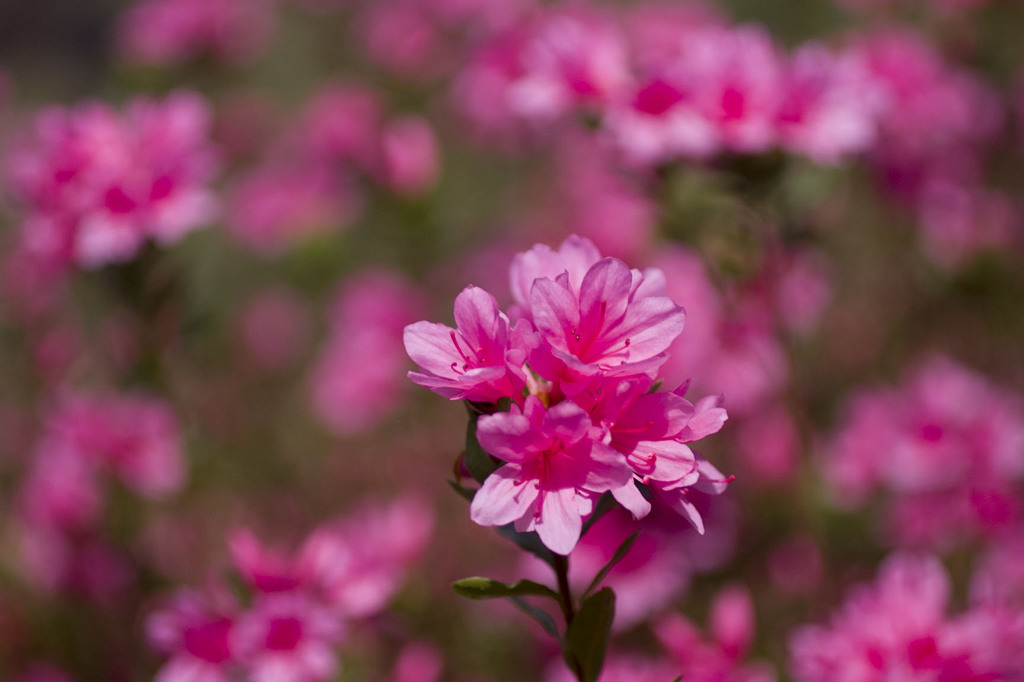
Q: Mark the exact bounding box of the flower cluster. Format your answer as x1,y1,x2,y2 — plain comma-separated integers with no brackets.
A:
405,235,730,555
17,393,185,597
5,91,218,270
148,498,434,682
825,355,1024,547
790,554,1024,681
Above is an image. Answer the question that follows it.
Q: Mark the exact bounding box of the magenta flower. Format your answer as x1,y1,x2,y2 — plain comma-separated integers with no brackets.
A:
405,285,535,403
529,256,685,380
470,396,635,555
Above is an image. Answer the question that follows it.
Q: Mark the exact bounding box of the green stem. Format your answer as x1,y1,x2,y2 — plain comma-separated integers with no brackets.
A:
553,553,584,681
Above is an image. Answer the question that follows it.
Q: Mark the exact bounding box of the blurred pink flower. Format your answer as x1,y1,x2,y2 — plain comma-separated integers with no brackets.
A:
391,642,444,682
231,593,343,682
147,589,236,682
376,116,441,196
116,0,275,67
824,355,1024,546
6,92,218,269
790,554,1024,681
312,270,426,435
775,44,878,164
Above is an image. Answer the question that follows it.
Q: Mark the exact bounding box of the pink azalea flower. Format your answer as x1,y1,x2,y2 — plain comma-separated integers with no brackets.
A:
6,92,217,269
824,355,1024,546
147,589,236,682
915,175,1018,268
391,643,445,682
232,593,343,682
528,256,685,381
116,0,275,67
471,396,635,554
775,44,878,164
789,554,1024,681
405,285,535,403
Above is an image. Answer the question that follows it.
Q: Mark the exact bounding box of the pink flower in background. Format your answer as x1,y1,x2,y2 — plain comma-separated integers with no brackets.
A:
116,0,275,67
825,356,1024,546
472,397,635,554
852,30,1001,165
390,643,444,682
376,116,441,196
312,271,426,435
6,92,217,269
227,162,359,255
147,589,236,682
299,85,384,169
789,554,1024,681
232,593,343,682
453,7,629,135
775,44,878,164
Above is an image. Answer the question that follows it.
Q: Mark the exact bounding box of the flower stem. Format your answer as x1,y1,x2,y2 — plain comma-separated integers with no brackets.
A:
553,553,584,681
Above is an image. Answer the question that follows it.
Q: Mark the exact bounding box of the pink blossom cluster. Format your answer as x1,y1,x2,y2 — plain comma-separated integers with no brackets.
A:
226,83,438,254
790,554,1024,681
5,92,218,270
404,235,731,555
116,0,276,67
311,270,427,435
148,498,434,682
453,5,881,165
17,393,185,597
824,355,1024,547
546,585,774,681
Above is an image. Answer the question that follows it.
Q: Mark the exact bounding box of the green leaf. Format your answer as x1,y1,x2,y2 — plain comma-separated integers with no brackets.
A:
464,413,498,484
452,577,559,601
509,596,563,641
582,530,640,600
497,524,556,568
566,588,616,682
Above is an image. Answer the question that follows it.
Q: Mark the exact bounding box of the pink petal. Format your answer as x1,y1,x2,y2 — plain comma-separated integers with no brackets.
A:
470,466,538,527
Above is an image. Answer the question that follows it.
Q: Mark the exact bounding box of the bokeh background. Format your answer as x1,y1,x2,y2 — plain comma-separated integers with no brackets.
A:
1,0,1023,680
